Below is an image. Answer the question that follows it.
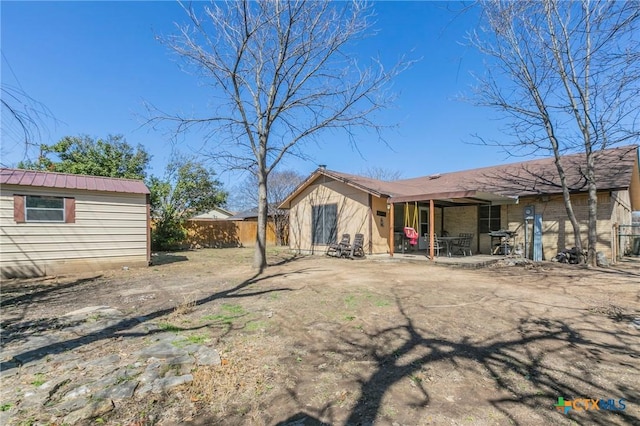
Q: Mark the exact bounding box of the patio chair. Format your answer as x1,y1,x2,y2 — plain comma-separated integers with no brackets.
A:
326,233,350,257
453,233,473,256
424,233,443,257
346,233,365,259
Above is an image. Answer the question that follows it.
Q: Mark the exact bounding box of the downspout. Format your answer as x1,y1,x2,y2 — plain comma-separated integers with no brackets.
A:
389,202,394,257
430,199,435,259
368,194,373,255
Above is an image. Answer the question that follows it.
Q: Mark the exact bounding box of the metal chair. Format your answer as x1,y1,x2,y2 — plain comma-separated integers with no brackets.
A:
453,233,473,256
424,233,443,257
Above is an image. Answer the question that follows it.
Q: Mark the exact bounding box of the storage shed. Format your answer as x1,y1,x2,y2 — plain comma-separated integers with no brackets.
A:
1,168,150,278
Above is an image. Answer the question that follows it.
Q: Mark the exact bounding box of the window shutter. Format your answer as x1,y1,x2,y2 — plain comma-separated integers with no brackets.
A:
65,197,76,223
14,195,25,223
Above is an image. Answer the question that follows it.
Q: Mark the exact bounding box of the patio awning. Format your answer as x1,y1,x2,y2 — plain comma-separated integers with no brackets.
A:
387,190,518,206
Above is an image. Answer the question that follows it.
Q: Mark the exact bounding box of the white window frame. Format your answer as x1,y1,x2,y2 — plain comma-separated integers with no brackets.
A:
25,195,65,223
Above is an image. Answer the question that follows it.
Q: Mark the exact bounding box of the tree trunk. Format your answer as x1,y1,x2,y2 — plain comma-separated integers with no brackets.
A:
253,169,268,272
586,151,598,266
549,145,583,257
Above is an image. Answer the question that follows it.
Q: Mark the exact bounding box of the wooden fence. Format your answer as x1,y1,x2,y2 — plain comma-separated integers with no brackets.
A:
183,219,277,248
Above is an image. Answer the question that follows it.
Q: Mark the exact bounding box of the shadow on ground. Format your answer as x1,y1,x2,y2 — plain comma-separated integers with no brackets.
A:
0,268,304,371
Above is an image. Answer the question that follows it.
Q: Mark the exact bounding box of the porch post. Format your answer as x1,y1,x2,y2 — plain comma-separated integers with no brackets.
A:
389,202,394,257
429,199,435,259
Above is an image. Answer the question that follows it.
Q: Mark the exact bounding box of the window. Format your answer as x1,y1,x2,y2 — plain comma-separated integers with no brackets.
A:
14,195,75,223
26,196,64,222
312,204,337,245
478,205,501,233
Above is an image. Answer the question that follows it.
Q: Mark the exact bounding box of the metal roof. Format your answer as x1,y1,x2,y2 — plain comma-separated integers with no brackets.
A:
0,168,150,195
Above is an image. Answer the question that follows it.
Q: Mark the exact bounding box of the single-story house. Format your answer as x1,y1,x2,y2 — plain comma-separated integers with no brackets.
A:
190,206,235,220
1,168,151,278
279,145,640,261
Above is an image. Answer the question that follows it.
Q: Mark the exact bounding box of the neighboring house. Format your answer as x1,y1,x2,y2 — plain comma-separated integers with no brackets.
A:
184,207,278,248
225,206,281,221
228,207,262,221
1,168,150,278
279,145,640,261
190,206,235,220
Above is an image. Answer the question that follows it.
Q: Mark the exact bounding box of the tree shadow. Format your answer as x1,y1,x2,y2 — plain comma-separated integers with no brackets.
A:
0,275,103,309
150,252,189,265
274,411,331,426
289,291,639,425
0,268,308,371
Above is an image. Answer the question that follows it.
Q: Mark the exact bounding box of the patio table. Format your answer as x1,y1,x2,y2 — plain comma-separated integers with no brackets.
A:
437,236,460,257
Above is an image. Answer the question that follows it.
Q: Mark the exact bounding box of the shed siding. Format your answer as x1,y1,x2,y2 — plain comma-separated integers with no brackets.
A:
1,185,148,277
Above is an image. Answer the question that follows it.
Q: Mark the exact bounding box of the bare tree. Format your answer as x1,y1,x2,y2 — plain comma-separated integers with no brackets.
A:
233,169,305,246
1,84,55,165
359,166,403,181
149,0,410,271
471,0,640,265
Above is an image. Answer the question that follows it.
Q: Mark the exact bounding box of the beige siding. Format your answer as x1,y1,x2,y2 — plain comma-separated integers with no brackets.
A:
630,155,640,211
289,178,375,254
370,195,390,254
1,185,148,277
610,190,633,258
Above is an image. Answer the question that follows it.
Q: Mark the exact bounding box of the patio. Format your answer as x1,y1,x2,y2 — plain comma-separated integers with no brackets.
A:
388,189,518,259
370,252,502,268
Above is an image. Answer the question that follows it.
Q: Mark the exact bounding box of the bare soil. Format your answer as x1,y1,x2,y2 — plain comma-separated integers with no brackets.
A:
2,248,639,425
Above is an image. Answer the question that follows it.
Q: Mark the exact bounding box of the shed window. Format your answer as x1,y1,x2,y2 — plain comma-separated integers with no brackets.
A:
26,196,65,222
14,195,75,223
312,204,337,245
478,205,501,233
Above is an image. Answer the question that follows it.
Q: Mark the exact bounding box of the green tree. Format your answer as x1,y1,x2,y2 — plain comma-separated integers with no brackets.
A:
149,158,228,250
19,135,150,180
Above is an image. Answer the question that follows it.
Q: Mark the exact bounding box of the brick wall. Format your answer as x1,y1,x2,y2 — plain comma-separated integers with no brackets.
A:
505,192,615,260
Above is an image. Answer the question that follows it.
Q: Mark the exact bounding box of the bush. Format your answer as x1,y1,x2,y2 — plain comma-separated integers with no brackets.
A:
152,218,187,251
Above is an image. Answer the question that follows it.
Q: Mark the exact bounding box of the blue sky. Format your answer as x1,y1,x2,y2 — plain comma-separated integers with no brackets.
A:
2,1,516,187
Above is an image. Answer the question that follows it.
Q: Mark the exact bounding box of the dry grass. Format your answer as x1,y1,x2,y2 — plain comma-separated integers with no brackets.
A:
187,341,280,422
172,294,197,317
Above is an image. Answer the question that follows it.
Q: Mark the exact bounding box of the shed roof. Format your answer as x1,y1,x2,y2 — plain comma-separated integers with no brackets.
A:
0,168,150,195
279,145,638,208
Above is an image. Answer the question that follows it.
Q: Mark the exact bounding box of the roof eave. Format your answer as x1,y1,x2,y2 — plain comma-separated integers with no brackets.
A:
278,169,388,209
389,190,518,205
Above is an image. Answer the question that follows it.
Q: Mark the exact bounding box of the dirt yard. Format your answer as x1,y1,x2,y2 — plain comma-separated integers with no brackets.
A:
1,248,639,425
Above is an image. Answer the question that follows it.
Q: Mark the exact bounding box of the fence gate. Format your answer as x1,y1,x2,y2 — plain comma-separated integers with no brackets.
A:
617,224,640,257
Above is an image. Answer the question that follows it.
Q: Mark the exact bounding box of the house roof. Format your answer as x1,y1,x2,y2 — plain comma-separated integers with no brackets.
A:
279,145,638,208
228,206,279,220
228,208,259,220
0,168,150,195
191,206,235,220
